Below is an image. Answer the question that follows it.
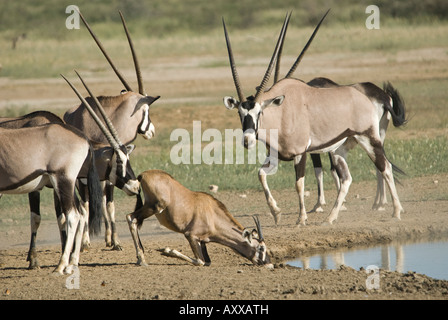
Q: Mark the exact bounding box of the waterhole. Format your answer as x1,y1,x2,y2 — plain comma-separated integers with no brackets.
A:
287,238,448,280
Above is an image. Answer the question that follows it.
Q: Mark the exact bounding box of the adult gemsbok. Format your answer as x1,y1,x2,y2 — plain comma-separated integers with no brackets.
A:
0,121,103,274
64,10,160,249
62,71,141,251
222,13,404,226
271,11,408,214
0,98,139,268
126,170,272,268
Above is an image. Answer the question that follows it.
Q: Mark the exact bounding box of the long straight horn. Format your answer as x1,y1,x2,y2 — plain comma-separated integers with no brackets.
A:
61,74,120,150
74,70,124,146
222,17,245,103
285,8,330,79
254,12,291,103
274,11,292,83
77,9,133,92
253,215,264,241
119,11,145,96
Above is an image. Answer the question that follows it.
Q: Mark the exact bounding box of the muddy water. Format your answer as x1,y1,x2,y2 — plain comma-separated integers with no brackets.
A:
287,239,448,280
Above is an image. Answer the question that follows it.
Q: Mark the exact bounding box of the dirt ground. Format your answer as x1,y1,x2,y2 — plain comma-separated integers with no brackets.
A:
1,173,447,301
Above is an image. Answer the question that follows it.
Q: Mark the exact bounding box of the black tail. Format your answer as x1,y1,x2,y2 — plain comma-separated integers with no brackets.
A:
383,146,406,185
383,82,408,127
87,147,103,235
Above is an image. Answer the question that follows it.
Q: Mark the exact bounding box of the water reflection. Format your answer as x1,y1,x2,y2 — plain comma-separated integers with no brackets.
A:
287,239,448,280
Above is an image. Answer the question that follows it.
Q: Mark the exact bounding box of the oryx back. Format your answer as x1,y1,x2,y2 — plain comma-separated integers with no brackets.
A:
0,111,64,129
0,124,89,194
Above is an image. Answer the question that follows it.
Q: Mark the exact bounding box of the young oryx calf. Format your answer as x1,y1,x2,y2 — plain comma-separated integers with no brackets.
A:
126,170,273,268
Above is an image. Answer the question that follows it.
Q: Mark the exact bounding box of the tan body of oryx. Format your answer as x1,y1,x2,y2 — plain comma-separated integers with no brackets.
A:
0,111,66,269
126,170,273,268
0,123,103,274
62,10,160,250
306,78,407,213
222,13,404,226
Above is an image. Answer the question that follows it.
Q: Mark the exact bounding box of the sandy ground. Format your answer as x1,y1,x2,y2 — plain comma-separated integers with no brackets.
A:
1,173,447,301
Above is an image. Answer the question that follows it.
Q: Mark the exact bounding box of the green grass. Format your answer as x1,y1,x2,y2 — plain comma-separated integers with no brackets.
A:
1,1,448,222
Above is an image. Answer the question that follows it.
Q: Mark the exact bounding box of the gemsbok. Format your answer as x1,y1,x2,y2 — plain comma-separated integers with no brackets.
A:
126,170,272,268
63,10,160,249
62,72,141,251
222,13,404,226
0,121,103,274
271,11,408,214
0,98,139,268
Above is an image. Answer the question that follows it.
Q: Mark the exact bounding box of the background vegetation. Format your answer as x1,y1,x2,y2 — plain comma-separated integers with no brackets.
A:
1,0,448,39
0,0,447,224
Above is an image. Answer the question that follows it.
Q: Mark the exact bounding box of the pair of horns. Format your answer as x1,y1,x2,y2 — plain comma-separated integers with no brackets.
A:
283,9,330,80
224,9,330,101
62,72,123,151
223,12,291,104
253,215,264,242
78,9,145,96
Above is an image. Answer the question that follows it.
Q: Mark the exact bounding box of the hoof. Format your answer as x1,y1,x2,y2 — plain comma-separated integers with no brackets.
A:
27,261,40,270
136,258,149,267
372,204,386,211
112,244,123,251
273,212,282,225
321,220,333,227
52,267,65,276
81,243,91,252
308,205,324,213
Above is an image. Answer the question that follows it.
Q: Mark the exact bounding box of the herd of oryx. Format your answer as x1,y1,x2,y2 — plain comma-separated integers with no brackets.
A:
0,9,407,274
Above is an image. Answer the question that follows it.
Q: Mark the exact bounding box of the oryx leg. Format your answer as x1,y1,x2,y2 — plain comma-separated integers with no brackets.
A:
53,191,67,251
126,205,156,266
329,152,348,211
66,196,86,274
105,183,122,250
324,149,352,225
162,235,207,266
27,191,41,269
77,181,91,252
355,135,403,220
294,154,308,226
309,154,326,213
54,209,79,274
372,113,390,211
258,155,281,224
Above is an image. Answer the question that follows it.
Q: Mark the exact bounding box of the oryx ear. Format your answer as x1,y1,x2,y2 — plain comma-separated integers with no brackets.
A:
261,95,285,111
126,144,136,155
131,95,161,116
242,228,253,244
223,96,239,110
